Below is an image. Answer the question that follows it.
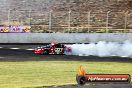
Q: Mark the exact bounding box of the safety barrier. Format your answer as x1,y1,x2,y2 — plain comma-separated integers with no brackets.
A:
0,33,132,43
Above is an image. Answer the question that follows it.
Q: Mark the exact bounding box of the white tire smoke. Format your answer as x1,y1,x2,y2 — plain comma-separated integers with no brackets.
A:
65,41,132,57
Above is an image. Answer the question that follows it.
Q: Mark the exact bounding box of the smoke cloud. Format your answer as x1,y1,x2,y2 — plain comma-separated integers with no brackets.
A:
65,41,132,57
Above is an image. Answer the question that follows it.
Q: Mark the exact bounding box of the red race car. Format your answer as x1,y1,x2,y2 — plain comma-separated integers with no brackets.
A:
34,43,71,55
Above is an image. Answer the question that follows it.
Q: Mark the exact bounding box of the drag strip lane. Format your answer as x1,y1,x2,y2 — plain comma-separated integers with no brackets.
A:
0,48,36,61
0,48,33,56
0,45,132,62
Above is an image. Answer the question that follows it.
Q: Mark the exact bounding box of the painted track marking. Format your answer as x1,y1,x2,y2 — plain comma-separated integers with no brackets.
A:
10,48,20,50
26,49,34,50
0,47,3,48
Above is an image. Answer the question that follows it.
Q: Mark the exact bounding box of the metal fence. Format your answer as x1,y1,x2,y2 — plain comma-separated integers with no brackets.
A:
0,10,132,33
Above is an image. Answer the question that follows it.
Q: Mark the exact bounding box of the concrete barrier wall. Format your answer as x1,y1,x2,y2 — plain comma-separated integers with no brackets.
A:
0,33,132,43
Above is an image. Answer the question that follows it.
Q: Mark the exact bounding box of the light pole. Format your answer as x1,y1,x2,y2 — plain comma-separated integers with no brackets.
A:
106,11,110,33
68,9,71,33
22,0,26,25
29,9,31,26
87,11,91,33
8,9,10,26
49,10,52,30
128,13,132,32
124,11,128,30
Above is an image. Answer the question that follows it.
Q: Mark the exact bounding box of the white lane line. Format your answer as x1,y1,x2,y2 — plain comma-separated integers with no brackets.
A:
0,47,3,48
10,48,20,50
26,49,34,50
120,56,128,57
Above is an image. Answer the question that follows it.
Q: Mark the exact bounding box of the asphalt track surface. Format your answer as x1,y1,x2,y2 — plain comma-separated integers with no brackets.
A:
0,45,132,88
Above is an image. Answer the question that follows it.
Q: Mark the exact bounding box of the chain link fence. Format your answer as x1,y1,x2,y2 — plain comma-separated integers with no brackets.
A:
0,10,132,33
